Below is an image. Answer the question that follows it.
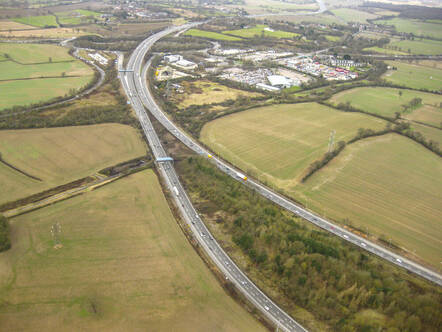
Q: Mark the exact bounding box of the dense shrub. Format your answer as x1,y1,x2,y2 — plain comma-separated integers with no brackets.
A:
0,215,11,252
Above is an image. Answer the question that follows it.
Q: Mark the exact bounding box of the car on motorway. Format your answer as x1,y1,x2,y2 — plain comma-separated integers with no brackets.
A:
396,258,402,263
264,306,270,311
361,242,367,247
343,234,349,239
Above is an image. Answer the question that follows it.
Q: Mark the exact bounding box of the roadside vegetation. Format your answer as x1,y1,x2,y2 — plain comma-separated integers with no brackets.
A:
176,156,442,332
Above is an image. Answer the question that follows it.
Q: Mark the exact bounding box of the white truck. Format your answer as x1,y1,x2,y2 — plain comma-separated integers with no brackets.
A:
173,186,179,196
236,171,247,181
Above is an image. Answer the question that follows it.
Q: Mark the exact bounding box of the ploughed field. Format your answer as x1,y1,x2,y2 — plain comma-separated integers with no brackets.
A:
0,43,93,109
200,103,442,268
329,87,442,127
0,124,146,204
0,170,264,331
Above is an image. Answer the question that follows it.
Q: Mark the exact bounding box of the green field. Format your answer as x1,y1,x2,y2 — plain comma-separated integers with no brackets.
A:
383,60,442,91
224,24,298,39
57,9,101,26
201,103,386,185
364,38,442,55
0,43,93,109
200,104,442,267
363,46,408,55
296,134,442,267
0,170,264,331
411,123,442,146
374,17,442,39
0,43,73,63
331,8,378,24
388,38,442,55
185,28,241,41
0,124,146,204
329,87,442,124
13,15,58,28
324,35,340,42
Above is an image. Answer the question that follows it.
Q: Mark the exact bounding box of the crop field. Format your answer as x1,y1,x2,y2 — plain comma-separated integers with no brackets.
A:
362,46,408,55
0,124,146,204
0,20,36,31
296,134,442,268
13,15,58,28
224,24,298,39
0,43,93,109
374,17,442,39
388,38,442,55
177,80,262,108
185,28,241,41
57,9,102,26
200,103,386,185
0,170,264,331
0,26,84,38
331,8,378,24
240,0,319,15
411,123,442,146
324,35,340,42
329,87,442,122
383,60,442,91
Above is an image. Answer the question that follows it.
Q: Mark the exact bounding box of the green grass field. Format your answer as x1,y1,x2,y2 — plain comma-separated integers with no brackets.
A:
296,134,442,267
411,123,442,146
201,104,441,268
201,103,386,186
0,124,146,204
0,43,93,109
388,38,442,55
13,15,58,28
374,17,442,39
185,28,241,41
57,9,101,26
362,46,408,55
223,24,299,39
331,8,378,24
324,35,340,42
383,60,442,91
329,87,442,123
0,43,73,63
0,170,264,331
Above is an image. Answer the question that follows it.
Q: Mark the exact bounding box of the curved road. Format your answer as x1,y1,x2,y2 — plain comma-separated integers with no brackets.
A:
120,17,442,332
128,27,442,287
120,23,309,332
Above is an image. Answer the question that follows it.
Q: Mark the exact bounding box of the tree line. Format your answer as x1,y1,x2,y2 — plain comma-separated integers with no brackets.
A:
176,156,442,332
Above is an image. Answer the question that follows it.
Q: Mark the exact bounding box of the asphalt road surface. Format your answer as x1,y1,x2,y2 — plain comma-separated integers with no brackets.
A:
120,20,442,332
120,23,310,332
131,26,442,288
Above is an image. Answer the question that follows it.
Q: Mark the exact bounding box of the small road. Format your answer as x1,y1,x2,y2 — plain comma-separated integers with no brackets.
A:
129,26,442,287
120,23,308,332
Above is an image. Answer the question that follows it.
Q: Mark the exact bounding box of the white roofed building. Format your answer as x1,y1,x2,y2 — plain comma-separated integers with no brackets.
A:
267,75,295,89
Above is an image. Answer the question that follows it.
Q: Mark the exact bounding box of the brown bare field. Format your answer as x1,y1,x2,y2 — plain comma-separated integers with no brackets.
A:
0,170,265,331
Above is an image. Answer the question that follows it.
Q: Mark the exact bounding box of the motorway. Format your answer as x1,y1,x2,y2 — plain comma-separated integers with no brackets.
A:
120,24,309,332
128,27,442,288
120,19,442,332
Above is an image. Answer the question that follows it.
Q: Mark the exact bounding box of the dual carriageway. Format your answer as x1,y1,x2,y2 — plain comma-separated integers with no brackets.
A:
120,23,442,332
